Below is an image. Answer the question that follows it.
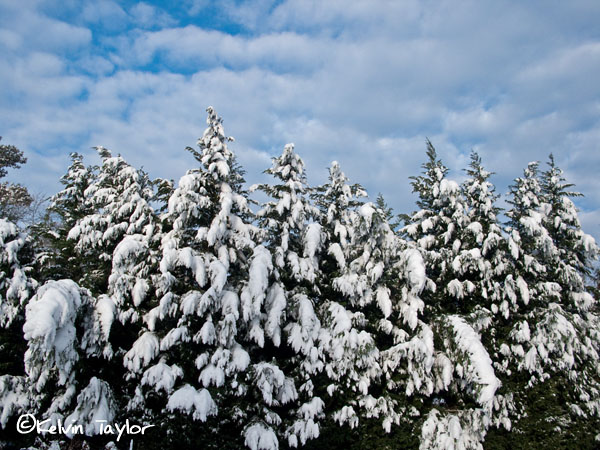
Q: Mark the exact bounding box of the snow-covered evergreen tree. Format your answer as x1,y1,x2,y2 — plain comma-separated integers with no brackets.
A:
309,162,376,423
0,218,37,430
447,153,498,313
129,107,305,449
0,219,35,329
402,140,468,316
1,279,118,444
504,160,548,304
65,148,162,425
400,144,507,448
67,147,158,297
254,143,319,284
453,152,524,330
35,153,96,284
492,156,600,446
250,143,328,447
309,164,430,447
540,155,597,307
313,161,367,258
2,149,160,447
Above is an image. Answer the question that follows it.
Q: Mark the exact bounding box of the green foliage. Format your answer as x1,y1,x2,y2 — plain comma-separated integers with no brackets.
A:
375,193,401,232
0,138,32,222
0,137,27,178
486,377,600,450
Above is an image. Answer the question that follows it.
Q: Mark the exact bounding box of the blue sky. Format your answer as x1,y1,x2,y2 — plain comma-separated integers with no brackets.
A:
1,0,599,239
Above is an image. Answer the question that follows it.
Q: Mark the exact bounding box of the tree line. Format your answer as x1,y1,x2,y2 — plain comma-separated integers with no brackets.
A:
1,107,599,449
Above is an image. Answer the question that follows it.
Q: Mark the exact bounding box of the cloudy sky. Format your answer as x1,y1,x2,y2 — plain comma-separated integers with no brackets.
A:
1,0,599,239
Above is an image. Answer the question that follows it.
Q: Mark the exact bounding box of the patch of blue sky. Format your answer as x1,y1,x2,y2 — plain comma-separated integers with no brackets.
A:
114,0,284,36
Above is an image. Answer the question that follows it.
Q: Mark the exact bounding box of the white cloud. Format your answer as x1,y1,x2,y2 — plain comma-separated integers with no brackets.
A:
0,28,22,50
185,0,210,16
124,25,331,74
81,0,128,29
0,4,91,53
129,2,176,29
266,0,422,36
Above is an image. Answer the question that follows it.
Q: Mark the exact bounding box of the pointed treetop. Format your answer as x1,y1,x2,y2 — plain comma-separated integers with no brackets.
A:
326,160,367,198
315,160,366,226
465,151,494,182
541,154,580,199
413,139,449,183
326,161,351,200
195,107,237,180
203,106,233,143
94,146,112,160
58,153,88,187
524,160,539,179
423,138,447,178
375,193,400,231
462,152,500,224
506,161,542,219
266,143,307,184
185,107,233,164
50,152,95,223
408,139,452,212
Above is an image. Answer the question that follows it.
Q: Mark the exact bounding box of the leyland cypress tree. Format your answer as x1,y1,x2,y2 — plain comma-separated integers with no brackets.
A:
0,148,37,440
401,144,505,449
129,107,254,447
66,147,159,295
31,153,97,293
250,144,329,447
130,108,307,449
540,155,597,307
310,162,431,449
490,156,600,448
402,140,468,316
0,218,37,437
1,149,163,448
